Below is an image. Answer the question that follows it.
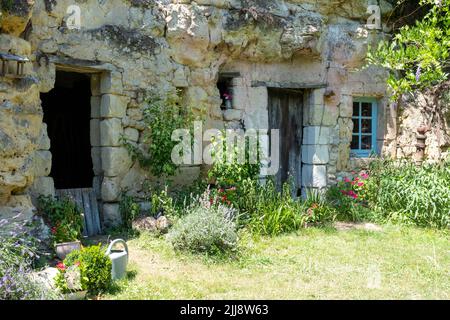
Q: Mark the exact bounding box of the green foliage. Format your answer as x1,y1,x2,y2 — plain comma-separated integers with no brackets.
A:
122,90,196,178
367,0,450,100
37,196,83,244
363,158,450,228
119,195,141,230
303,190,338,226
207,133,261,188
63,244,112,295
234,179,309,236
167,190,238,255
149,187,179,218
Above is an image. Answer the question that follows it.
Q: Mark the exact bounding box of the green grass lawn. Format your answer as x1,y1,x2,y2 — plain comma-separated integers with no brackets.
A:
103,224,449,300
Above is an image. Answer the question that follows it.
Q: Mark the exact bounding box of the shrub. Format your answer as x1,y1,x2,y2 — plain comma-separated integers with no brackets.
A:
304,190,337,226
167,190,238,255
238,179,309,236
207,133,261,189
62,244,112,295
119,195,140,229
150,188,179,219
0,218,61,300
37,196,83,243
364,159,450,228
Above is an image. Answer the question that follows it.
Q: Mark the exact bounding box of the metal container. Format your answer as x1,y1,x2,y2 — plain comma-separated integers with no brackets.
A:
55,241,81,260
106,239,128,280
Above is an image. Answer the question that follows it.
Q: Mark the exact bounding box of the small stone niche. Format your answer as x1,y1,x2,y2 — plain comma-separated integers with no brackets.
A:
217,72,240,110
0,52,30,78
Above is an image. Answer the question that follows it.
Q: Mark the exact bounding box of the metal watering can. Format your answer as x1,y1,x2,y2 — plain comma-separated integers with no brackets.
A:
106,239,128,280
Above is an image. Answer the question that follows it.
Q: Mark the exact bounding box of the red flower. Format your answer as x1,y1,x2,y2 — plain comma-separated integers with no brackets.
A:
221,195,228,203
357,182,364,187
360,173,369,180
347,191,358,199
218,188,224,194
51,227,57,234
56,262,66,271
344,177,351,183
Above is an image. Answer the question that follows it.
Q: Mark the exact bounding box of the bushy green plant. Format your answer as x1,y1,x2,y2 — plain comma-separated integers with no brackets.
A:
119,195,140,229
62,244,112,295
37,196,83,244
364,159,450,228
150,187,179,218
207,133,261,188
167,189,238,255
304,190,337,226
238,179,309,236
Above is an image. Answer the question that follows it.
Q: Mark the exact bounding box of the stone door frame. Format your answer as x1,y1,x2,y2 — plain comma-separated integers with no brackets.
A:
37,57,128,225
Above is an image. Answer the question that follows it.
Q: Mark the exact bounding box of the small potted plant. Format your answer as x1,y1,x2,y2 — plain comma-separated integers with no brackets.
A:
54,261,87,300
38,196,84,259
223,92,232,109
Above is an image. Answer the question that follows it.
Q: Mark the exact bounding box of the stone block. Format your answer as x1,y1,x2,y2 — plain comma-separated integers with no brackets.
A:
100,94,128,118
340,94,353,118
91,74,101,96
90,119,101,147
32,151,52,177
103,203,122,228
101,147,132,177
302,126,330,145
223,109,243,121
100,72,123,95
100,118,123,147
29,176,55,197
302,164,327,188
101,177,121,202
91,147,102,175
91,96,101,119
302,145,330,164
123,127,139,142
304,104,339,126
38,123,51,150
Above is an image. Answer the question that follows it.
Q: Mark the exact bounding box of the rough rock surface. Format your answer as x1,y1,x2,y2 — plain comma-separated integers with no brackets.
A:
2,0,444,229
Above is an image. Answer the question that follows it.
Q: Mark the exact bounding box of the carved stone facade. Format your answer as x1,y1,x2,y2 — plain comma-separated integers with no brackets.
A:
1,0,447,228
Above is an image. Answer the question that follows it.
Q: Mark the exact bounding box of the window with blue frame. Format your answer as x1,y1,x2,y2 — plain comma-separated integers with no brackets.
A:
351,98,378,157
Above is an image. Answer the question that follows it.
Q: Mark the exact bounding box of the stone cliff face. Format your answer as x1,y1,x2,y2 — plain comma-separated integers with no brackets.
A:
1,0,402,225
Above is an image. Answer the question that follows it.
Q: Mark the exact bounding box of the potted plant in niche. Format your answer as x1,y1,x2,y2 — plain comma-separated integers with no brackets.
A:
38,196,84,259
223,92,232,109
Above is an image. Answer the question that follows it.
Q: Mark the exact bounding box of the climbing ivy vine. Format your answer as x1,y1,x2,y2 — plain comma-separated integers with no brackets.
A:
367,0,450,100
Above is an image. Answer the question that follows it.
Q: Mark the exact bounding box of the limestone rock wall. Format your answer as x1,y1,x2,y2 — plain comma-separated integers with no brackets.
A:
0,0,43,226
1,0,400,226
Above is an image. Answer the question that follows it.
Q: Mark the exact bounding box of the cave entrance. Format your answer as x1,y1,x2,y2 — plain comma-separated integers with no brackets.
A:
41,71,94,189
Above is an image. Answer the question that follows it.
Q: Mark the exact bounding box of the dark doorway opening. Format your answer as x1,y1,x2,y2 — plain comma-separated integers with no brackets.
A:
268,88,303,196
41,71,94,189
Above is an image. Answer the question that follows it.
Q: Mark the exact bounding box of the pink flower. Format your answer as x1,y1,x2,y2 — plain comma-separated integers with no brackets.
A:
357,182,364,187
344,177,351,183
360,173,369,180
56,262,66,271
347,191,358,199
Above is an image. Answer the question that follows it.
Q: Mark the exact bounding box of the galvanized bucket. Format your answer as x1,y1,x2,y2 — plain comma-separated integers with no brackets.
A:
106,239,128,280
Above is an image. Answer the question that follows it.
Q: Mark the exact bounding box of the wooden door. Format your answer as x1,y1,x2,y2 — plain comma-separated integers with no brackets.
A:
268,88,303,195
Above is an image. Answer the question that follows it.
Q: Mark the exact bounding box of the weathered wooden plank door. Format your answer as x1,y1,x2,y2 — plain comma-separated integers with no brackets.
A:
55,188,101,236
268,88,303,196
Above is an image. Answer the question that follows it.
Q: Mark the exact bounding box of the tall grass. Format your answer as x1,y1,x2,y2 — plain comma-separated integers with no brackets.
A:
366,159,450,228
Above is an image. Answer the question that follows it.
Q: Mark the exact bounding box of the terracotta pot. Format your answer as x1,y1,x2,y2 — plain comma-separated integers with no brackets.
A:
55,241,81,260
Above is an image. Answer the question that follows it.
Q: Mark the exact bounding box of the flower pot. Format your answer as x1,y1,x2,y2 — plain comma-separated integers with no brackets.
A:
55,241,81,260
64,290,87,300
